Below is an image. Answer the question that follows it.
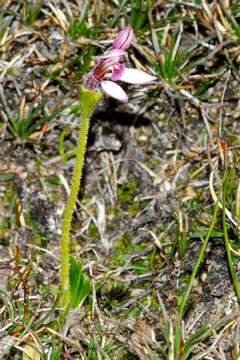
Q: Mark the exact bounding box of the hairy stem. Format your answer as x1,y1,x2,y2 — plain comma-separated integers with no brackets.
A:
60,88,102,307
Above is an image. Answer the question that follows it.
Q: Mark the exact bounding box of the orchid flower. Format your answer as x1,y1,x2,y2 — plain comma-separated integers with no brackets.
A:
83,26,157,102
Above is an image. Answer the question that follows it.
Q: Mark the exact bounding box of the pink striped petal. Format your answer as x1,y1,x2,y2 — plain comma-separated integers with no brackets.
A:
101,80,128,102
99,49,125,61
112,26,134,51
98,49,126,68
120,68,157,84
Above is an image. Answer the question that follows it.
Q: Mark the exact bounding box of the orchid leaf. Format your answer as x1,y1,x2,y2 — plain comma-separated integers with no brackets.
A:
69,256,92,309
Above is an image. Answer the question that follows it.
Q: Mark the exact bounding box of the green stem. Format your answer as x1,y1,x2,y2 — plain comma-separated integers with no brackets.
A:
60,87,102,307
179,184,221,319
222,171,240,303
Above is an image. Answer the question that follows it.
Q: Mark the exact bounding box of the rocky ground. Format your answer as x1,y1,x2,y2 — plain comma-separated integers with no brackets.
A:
1,1,240,359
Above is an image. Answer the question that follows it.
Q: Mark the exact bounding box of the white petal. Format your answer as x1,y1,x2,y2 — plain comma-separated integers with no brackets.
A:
101,80,128,102
120,68,157,84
